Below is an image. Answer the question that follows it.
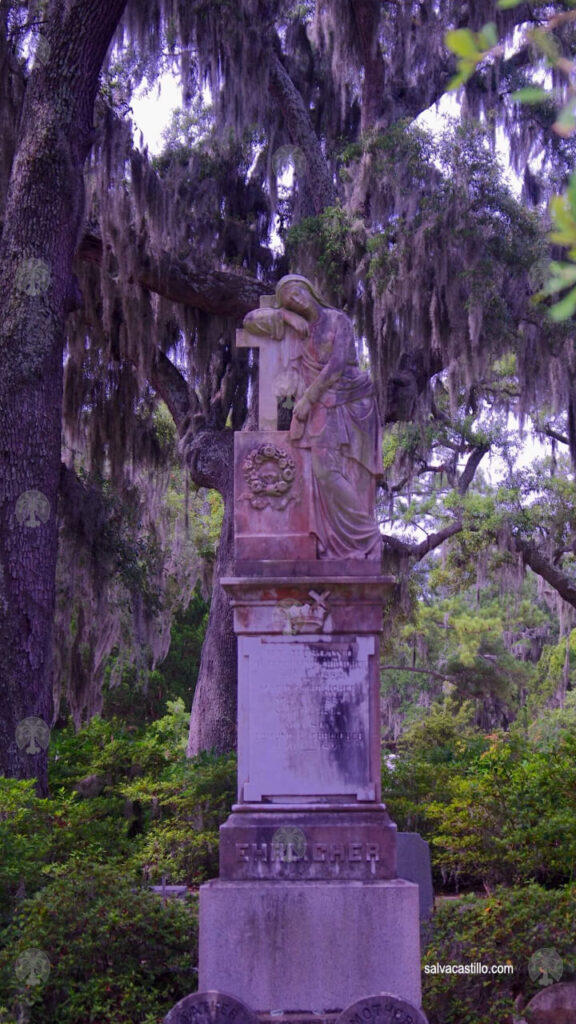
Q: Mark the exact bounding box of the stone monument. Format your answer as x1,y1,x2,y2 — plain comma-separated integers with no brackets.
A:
198,276,422,1016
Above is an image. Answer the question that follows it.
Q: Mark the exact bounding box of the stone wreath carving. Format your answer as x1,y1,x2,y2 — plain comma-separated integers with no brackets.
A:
242,443,296,510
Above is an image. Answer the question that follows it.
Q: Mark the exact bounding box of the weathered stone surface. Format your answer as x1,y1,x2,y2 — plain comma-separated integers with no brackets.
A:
336,994,428,1024
235,559,394,578
197,277,421,1016
236,316,301,433
396,833,434,920
199,879,421,1013
524,982,576,1023
236,634,379,802
149,884,189,900
258,1015,337,1024
219,809,397,881
222,577,395,635
163,991,258,1024
234,432,316,563
238,276,382,563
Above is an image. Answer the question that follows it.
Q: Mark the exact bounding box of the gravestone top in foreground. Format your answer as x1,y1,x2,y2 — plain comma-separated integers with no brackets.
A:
523,981,576,1023
163,991,259,1024
336,994,428,1024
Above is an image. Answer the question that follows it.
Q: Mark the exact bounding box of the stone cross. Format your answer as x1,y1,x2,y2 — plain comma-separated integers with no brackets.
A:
236,294,301,430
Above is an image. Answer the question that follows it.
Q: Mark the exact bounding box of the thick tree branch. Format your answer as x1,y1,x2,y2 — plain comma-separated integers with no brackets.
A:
383,521,463,566
514,539,576,608
76,233,268,317
268,50,337,214
149,350,194,433
351,0,387,132
458,444,489,495
541,424,569,446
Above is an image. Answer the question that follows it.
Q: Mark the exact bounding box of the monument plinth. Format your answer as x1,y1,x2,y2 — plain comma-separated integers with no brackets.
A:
198,276,421,1014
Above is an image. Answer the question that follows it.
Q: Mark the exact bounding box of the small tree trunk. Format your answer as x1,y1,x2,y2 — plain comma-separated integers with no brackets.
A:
179,427,238,755
187,495,237,755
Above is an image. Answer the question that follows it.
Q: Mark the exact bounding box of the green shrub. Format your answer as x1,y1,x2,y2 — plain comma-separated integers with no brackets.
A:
423,883,576,1024
125,750,237,884
0,780,55,929
383,706,576,891
428,733,576,890
0,864,197,1024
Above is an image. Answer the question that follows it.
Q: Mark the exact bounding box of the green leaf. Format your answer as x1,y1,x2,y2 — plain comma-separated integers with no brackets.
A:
548,261,576,286
554,103,576,138
447,71,468,92
445,29,480,60
567,173,576,214
550,286,576,322
478,23,498,50
497,0,524,7
510,87,549,104
531,27,560,64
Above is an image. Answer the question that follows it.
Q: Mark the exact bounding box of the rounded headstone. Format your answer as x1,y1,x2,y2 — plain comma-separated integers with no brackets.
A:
524,981,576,1023
336,993,429,1024
163,991,259,1024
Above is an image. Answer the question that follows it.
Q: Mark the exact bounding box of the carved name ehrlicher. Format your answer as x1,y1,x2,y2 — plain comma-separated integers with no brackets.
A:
235,841,380,863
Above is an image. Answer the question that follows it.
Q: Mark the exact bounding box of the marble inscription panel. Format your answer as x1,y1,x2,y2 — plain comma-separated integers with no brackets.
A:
238,635,375,801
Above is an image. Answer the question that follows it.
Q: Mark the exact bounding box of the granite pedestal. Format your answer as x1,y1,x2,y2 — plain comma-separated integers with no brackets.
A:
199,878,420,1012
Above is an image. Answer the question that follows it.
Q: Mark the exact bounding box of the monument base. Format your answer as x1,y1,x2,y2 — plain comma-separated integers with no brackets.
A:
199,877,421,1012
219,807,397,881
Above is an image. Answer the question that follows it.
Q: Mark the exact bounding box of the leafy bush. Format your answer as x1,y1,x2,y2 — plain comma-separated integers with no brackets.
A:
381,699,489,841
0,864,197,1024
0,781,55,929
428,732,576,890
423,884,576,1024
383,703,576,891
125,750,237,884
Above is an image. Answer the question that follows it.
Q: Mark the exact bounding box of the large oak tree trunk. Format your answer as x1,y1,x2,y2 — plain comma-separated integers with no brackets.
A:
0,0,127,794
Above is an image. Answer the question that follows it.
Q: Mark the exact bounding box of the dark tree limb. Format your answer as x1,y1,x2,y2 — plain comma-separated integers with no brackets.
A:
0,0,128,796
147,341,237,753
76,233,268,318
268,50,337,214
514,539,576,608
180,427,236,755
149,350,194,433
383,521,463,566
458,444,489,495
541,425,569,446
139,251,269,319
351,0,387,132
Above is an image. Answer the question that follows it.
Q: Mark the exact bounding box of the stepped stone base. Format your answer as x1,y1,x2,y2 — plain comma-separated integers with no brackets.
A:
199,878,421,1013
220,807,397,882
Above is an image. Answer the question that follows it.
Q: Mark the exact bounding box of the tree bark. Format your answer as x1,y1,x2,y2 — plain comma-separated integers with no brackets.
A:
352,0,387,133
182,429,237,755
514,539,576,609
0,0,127,794
269,51,337,215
